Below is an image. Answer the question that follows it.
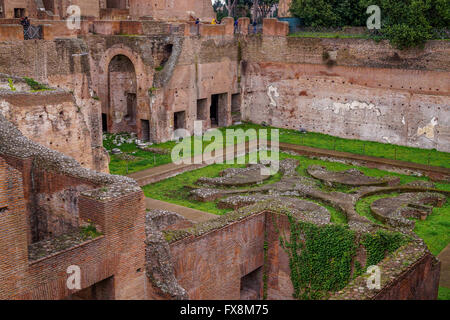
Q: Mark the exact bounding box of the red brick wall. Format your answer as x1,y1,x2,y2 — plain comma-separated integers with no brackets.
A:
0,24,23,41
0,151,147,300
263,18,289,36
374,253,440,300
0,157,28,300
167,210,441,300
265,214,295,300
169,213,266,299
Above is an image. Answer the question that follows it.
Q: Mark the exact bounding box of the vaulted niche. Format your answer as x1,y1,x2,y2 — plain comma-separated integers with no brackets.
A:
107,54,138,135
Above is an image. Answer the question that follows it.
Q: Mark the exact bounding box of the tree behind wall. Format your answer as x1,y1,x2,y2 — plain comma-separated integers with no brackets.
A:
290,0,450,49
213,0,280,20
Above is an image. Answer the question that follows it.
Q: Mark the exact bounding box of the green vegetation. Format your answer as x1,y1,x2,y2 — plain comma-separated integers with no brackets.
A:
103,133,173,175
23,77,52,92
356,192,449,256
143,150,438,214
413,199,450,255
143,162,240,215
363,229,408,266
155,66,164,72
143,150,449,259
104,123,449,175
290,0,450,49
230,123,450,168
148,87,157,96
276,215,407,299
80,221,102,240
7,78,16,91
281,217,357,299
438,286,450,300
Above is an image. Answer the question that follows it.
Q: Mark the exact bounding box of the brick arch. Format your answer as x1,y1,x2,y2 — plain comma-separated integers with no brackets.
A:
96,45,153,139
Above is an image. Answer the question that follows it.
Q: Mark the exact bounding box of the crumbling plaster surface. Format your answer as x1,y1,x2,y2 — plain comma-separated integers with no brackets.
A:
0,39,109,172
241,57,450,151
0,91,97,170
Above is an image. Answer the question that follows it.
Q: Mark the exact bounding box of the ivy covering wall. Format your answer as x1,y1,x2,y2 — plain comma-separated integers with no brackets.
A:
273,214,408,299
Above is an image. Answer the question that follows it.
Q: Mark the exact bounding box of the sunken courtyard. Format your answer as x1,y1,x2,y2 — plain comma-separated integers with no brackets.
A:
0,0,449,301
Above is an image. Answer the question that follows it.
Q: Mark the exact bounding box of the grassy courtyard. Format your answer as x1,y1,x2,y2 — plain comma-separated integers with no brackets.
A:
142,151,449,257
104,122,450,175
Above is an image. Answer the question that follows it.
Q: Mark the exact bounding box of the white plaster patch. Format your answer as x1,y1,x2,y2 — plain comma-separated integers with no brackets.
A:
114,111,124,124
267,85,279,107
330,101,382,116
0,100,10,117
417,117,438,139
402,116,405,125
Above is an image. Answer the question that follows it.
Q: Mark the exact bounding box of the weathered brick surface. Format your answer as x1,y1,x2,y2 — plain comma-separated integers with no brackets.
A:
169,213,265,300
0,152,147,299
263,18,289,37
374,253,440,300
167,209,441,300
0,90,99,171
129,0,214,21
0,24,23,41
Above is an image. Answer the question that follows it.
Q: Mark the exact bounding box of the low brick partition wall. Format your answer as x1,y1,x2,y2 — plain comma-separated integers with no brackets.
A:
91,20,144,36
199,18,234,37
238,17,250,35
263,18,289,36
0,25,23,41
100,8,130,21
41,21,78,40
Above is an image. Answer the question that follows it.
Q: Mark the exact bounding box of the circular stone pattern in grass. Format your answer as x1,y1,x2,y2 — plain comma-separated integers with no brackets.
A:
196,163,272,187
307,165,390,187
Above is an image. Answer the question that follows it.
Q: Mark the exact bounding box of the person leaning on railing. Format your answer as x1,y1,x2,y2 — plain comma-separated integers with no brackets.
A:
20,16,30,40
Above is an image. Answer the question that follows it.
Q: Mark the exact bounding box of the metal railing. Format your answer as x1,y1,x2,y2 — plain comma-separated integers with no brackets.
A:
248,24,263,35
24,25,42,40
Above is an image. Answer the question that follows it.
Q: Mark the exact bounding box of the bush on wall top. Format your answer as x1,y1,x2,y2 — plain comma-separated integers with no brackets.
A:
290,0,450,49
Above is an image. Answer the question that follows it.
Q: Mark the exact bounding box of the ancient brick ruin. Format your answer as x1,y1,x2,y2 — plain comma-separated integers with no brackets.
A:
0,0,448,300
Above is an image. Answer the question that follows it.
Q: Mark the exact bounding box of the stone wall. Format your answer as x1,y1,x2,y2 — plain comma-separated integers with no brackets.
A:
0,39,108,172
2,0,38,19
241,37,450,152
129,0,215,21
374,253,440,300
0,90,100,171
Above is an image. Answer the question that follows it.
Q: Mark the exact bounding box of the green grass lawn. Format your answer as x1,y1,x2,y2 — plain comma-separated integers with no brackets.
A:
104,123,449,175
438,286,450,300
143,151,449,246
231,123,450,168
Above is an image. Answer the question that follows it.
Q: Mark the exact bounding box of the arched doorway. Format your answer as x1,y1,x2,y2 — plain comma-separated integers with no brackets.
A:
106,54,137,135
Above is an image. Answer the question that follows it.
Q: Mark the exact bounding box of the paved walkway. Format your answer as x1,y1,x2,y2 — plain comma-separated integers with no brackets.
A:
438,244,450,288
145,198,216,223
128,141,252,186
128,162,198,186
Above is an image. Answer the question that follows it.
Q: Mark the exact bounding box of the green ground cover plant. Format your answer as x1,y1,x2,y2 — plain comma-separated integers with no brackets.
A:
104,123,449,175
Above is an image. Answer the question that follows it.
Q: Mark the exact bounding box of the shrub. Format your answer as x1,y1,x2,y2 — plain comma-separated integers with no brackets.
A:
23,77,50,91
290,0,450,49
